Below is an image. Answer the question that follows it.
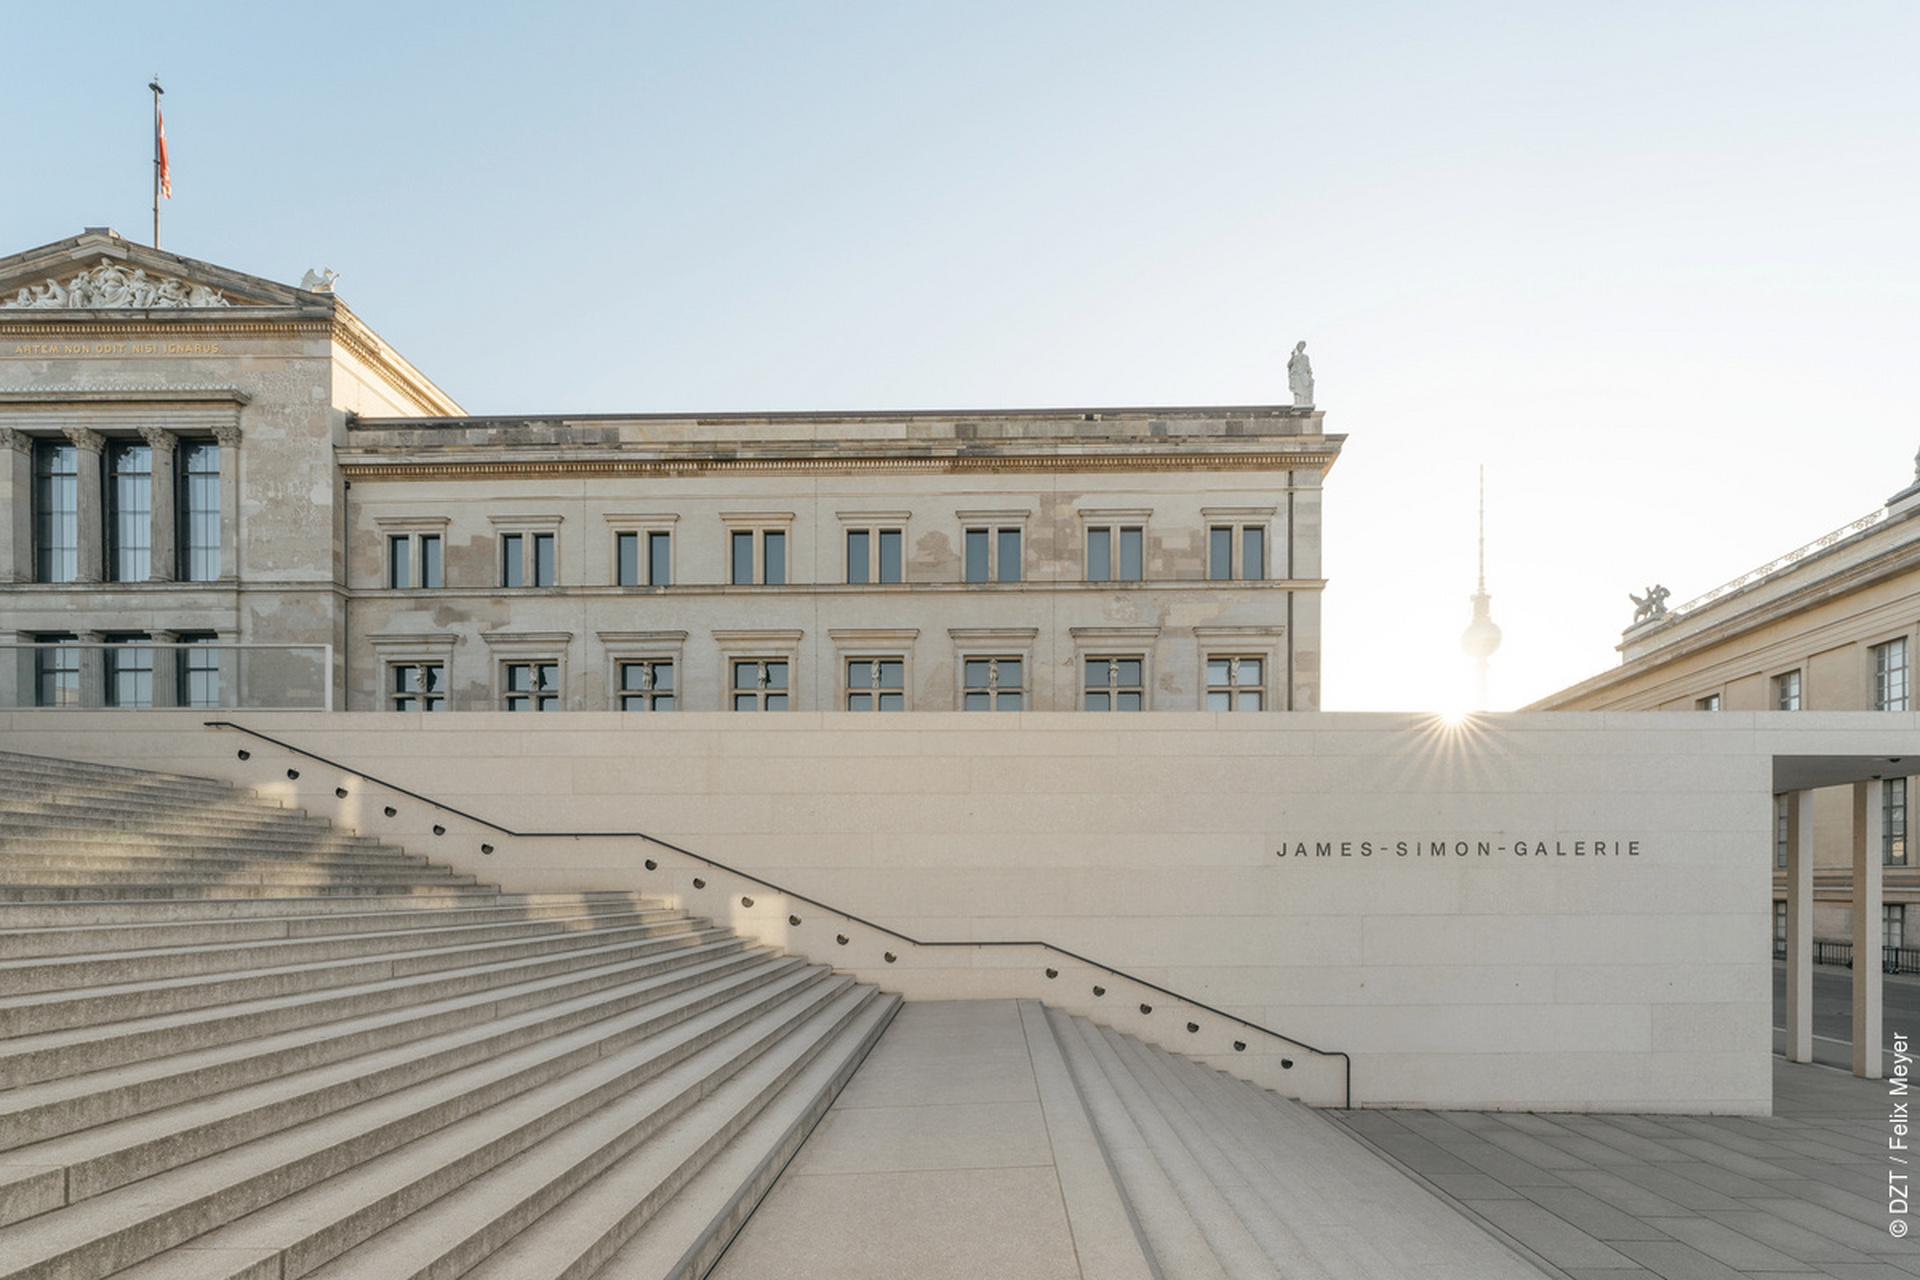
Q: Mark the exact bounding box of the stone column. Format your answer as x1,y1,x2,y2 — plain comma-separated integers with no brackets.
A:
140,428,177,582
75,629,104,709
0,429,30,583
1852,779,1885,1079
211,424,241,582
1784,790,1814,1063
63,427,105,584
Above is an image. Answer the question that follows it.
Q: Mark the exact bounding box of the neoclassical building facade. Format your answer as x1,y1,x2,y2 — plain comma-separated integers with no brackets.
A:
1532,463,1920,959
0,230,1342,715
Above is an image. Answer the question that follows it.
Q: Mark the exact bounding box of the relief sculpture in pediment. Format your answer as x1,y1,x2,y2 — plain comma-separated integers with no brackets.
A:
2,259,231,309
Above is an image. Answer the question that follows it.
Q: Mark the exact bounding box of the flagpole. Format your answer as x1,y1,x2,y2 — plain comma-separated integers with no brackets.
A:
149,76,164,248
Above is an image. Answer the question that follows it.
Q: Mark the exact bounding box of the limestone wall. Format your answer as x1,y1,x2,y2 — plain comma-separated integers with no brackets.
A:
11,709,1879,1113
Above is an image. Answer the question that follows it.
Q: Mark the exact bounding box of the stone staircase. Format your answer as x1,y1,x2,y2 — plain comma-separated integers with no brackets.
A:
1033,1006,1545,1280
0,750,899,1280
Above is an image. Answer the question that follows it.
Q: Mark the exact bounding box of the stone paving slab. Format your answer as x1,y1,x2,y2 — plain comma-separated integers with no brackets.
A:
1330,1059,1916,1280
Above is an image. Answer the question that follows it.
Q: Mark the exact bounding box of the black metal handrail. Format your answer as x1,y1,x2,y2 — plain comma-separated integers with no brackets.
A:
206,720,1352,1106
1776,937,1920,975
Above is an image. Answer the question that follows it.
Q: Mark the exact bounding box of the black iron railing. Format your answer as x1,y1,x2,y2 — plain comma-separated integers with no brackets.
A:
1776,937,1920,975
205,720,1352,1106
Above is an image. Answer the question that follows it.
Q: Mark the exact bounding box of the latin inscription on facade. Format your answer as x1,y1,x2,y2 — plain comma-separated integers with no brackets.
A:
9,342,223,356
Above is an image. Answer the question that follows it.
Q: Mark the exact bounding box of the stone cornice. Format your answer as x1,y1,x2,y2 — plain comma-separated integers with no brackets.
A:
337,450,1338,481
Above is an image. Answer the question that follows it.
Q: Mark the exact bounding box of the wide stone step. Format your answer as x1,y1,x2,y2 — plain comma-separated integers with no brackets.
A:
0,913,739,1038
0,952,810,1224
296,982,887,1280
0,968,850,1280
0,881,499,904
0,850,464,882
0,889,645,935
0,926,750,1088
0,867,479,896
0,821,404,857
0,902,698,996
0,942,772,1157
0,801,380,839
0,754,245,799
519,989,901,1280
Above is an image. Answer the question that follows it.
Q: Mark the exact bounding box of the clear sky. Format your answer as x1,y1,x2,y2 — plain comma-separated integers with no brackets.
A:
8,2,1917,710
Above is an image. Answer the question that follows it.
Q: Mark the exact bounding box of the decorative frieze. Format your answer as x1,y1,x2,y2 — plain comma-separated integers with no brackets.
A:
3,260,231,310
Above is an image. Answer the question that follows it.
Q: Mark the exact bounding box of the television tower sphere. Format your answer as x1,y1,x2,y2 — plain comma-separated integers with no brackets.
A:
1461,591,1502,660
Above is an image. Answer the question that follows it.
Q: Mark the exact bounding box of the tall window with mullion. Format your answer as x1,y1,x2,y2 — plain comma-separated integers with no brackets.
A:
108,441,152,582
502,661,559,710
731,530,787,585
1085,656,1144,710
963,657,1022,710
1873,638,1909,711
964,527,1021,583
501,532,556,588
177,635,223,708
616,531,672,587
1775,669,1802,711
391,662,446,711
1208,525,1265,581
733,659,788,710
1087,526,1142,582
618,659,674,710
1205,656,1264,710
846,658,904,710
846,529,903,584
34,635,78,707
1886,777,1909,867
105,637,154,708
179,440,220,581
389,534,442,589
33,441,78,583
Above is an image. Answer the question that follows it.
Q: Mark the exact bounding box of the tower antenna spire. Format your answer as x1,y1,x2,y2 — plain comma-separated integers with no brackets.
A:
1460,465,1503,710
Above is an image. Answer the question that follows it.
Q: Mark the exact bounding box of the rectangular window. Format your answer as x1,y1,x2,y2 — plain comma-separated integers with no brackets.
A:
503,661,559,711
1886,777,1908,867
1206,656,1265,711
105,637,154,709
963,656,1023,711
964,527,1020,583
1209,526,1232,581
1085,656,1144,711
180,440,220,582
732,529,786,585
420,535,441,588
1775,901,1787,957
618,659,674,710
108,441,152,582
1887,903,1906,952
617,531,671,586
1696,694,1721,711
532,532,556,586
617,531,638,586
847,658,904,711
389,536,412,589
649,531,671,586
1775,793,1790,869
1087,526,1143,584
391,662,446,711
500,530,557,588
1873,638,1909,711
501,533,523,588
34,635,78,707
1775,670,1801,711
178,634,222,709
1210,524,1266,580
732,659,789,710
846,529,904,585
33,441,78,583
1242,527,1265,580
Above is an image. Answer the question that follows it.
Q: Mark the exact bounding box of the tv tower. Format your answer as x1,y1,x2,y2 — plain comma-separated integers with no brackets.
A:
1460,466,1502,709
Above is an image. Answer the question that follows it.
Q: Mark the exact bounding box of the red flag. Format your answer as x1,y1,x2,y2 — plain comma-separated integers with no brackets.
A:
157,108,172,199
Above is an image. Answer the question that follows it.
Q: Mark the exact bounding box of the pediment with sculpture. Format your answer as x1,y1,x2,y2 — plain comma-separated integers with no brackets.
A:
3,259,234,310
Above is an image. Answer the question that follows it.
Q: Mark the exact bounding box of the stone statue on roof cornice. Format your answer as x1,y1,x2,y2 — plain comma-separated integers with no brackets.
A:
1287,341,1314,408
